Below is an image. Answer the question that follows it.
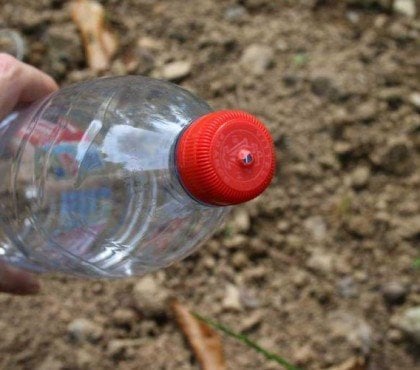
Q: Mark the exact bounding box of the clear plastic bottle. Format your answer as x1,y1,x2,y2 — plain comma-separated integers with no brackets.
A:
0,76,275,277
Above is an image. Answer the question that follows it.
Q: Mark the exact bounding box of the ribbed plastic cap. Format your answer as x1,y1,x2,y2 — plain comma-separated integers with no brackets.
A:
176,110,275,206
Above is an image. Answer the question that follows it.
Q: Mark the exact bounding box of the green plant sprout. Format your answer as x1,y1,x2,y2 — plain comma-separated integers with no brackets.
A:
413,258,420,269
193,312,304,370
293,53,308,67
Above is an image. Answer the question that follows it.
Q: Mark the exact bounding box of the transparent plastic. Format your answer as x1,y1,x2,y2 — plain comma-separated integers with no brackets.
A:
0,76,228,277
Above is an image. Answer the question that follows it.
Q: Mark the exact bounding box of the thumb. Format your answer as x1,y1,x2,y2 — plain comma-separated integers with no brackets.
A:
0,53,58,120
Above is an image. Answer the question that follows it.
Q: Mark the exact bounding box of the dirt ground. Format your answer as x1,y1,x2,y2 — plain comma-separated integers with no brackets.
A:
0,1,419,369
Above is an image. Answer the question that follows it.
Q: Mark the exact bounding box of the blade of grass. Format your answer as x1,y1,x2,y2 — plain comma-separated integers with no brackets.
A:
414,258,420,269
192,312,304,370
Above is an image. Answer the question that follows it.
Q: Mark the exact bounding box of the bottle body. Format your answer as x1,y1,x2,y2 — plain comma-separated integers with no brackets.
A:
0,76,228,277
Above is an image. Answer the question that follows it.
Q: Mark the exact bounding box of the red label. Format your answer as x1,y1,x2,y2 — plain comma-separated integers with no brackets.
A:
17,118,84,146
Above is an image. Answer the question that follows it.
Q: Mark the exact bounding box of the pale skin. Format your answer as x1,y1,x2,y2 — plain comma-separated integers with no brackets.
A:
0,53,58,295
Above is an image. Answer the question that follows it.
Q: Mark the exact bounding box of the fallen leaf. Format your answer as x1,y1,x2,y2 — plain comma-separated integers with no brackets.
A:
70,0,118,71
171,299,226,370
326,357,367,370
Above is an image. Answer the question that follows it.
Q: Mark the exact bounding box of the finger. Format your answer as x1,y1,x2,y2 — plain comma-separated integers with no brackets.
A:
0,261,40,295
0,53,58,120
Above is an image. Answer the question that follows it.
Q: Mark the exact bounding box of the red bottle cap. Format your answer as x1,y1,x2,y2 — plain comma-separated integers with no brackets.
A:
176,110,275,206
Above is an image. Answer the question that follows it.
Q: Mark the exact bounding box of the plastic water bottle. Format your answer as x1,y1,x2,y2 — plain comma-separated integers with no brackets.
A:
0,76,275,277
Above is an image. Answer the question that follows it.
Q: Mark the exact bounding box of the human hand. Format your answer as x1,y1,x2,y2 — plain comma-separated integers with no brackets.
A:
0,53,58,295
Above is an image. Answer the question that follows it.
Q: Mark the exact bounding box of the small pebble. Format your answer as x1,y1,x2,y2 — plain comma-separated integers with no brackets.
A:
160,61,192,81
393,0,416,18
133,275,170,317
387,328,403,343
240,310,263,331
293,344,314,365
382,281,407,305
239,289,261,309
224,5,248,21
334,141,353,155
67,318,103,343
291,270,309,288
307,251,334,274
337,276,358,298
232,251,249,269
395,306,420,344
276,220,291,232
222,284,242,311
346,11,360,24
345,215,375,237
224,234,247,249
231,209,251,233
107,340,129,359
350,166,371,189
112,308,137,326
240,44,274,76
354,101,377,122
408,92,420,109
329,311,373,355
304,216,327,241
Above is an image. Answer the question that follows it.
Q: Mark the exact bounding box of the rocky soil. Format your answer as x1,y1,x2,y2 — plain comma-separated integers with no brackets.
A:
0,1,419,369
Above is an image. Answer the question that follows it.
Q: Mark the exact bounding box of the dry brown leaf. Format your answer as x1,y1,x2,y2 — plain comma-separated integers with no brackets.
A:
171,299,226,370
70,0,118,71
326,357,367,370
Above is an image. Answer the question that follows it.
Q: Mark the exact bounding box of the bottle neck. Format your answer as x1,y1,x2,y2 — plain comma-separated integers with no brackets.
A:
169,127,221,208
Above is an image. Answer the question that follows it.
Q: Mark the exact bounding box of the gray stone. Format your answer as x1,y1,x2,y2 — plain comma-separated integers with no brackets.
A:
395,306,420,344
408,92,420,109
224,5,248,21
239,289,261,309
67,318,103,343
329,311,373,355
307,251,334,274
350,165,371,189
232,209,251,233
346,11,360,24
393,0,416,18
133,275,169,316
240,44,274,76
337,276,358,298
304,216,327,241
